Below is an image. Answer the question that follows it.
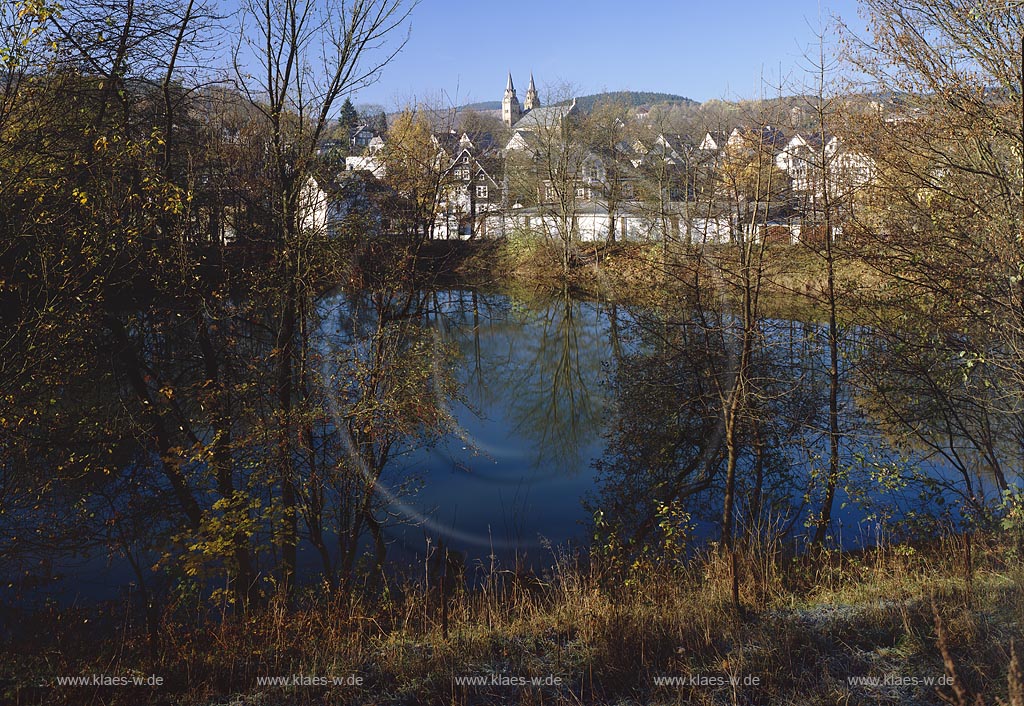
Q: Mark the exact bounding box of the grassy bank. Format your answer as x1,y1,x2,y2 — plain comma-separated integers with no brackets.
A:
5,532,1023,705
430,236,884,322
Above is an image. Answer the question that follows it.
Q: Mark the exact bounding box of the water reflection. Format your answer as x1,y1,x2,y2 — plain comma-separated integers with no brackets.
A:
854,317,1024,512
388,288,615,554
587,312,831,552
308,287,457,591
1,285,1017,610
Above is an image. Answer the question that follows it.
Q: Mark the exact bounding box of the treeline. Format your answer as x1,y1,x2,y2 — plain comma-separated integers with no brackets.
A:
459,90,696,114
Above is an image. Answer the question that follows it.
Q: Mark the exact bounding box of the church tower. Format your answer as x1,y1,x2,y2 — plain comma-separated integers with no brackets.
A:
524,73,540,111
502,72,522,128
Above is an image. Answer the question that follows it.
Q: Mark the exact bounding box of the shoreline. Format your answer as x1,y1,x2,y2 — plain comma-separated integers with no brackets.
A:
421,237,878,320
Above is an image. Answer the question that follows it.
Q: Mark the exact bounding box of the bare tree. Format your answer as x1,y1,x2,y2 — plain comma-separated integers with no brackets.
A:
787,17,849,546
584,100,634,246
840,0,1024,509
232,0,414,596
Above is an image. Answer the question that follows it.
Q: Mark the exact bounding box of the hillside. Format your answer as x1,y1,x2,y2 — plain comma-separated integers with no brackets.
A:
568,91,697,111
459,100,502,112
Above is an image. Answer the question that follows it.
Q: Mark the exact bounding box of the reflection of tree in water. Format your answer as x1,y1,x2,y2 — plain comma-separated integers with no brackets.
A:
0,281,457,608
427,287,612,475
589,311,825,553
505,286,610,471
856,317,1024,515
423,289,512,415
311,287,457,590
0,328,171,609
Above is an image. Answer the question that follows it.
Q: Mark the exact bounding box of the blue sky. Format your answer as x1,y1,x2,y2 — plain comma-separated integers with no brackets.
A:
350,0,868,110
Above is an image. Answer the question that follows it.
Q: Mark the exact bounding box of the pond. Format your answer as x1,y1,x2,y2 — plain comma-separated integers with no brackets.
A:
375,289,615,562
325,288,986,570
0,286,1000,609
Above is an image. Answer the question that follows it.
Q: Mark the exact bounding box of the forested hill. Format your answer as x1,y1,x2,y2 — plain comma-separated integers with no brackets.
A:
569,91,697,111
459,91,696,113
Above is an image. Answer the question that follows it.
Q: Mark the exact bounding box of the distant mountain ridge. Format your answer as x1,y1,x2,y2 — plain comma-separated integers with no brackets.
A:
459,90,696,113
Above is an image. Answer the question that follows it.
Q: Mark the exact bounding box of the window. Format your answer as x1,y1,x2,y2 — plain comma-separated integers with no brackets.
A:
476,185,488,199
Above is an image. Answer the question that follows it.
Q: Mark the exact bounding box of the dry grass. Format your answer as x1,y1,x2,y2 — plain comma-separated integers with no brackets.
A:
4,531,1024,705
477,237,887,320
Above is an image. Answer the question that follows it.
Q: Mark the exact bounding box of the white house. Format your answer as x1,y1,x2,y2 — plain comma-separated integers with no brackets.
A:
775,133,830,194
699,131,728,151
298,176,330,237
506,201,690,244
344,134,386,178
774,133,875,198
345,154,386,178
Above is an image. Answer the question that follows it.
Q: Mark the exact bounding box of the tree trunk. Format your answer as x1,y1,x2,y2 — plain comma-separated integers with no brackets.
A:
275,277,298,600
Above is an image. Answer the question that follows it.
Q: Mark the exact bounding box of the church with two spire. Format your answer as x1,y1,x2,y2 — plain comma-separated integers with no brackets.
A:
502,73,540,128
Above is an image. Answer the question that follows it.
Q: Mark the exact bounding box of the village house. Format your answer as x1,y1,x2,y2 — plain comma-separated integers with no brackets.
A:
698,130,728,151
433,140,505,239
774,133,876,200
344,134,386,178
350,124,376,149
327,75,880,246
